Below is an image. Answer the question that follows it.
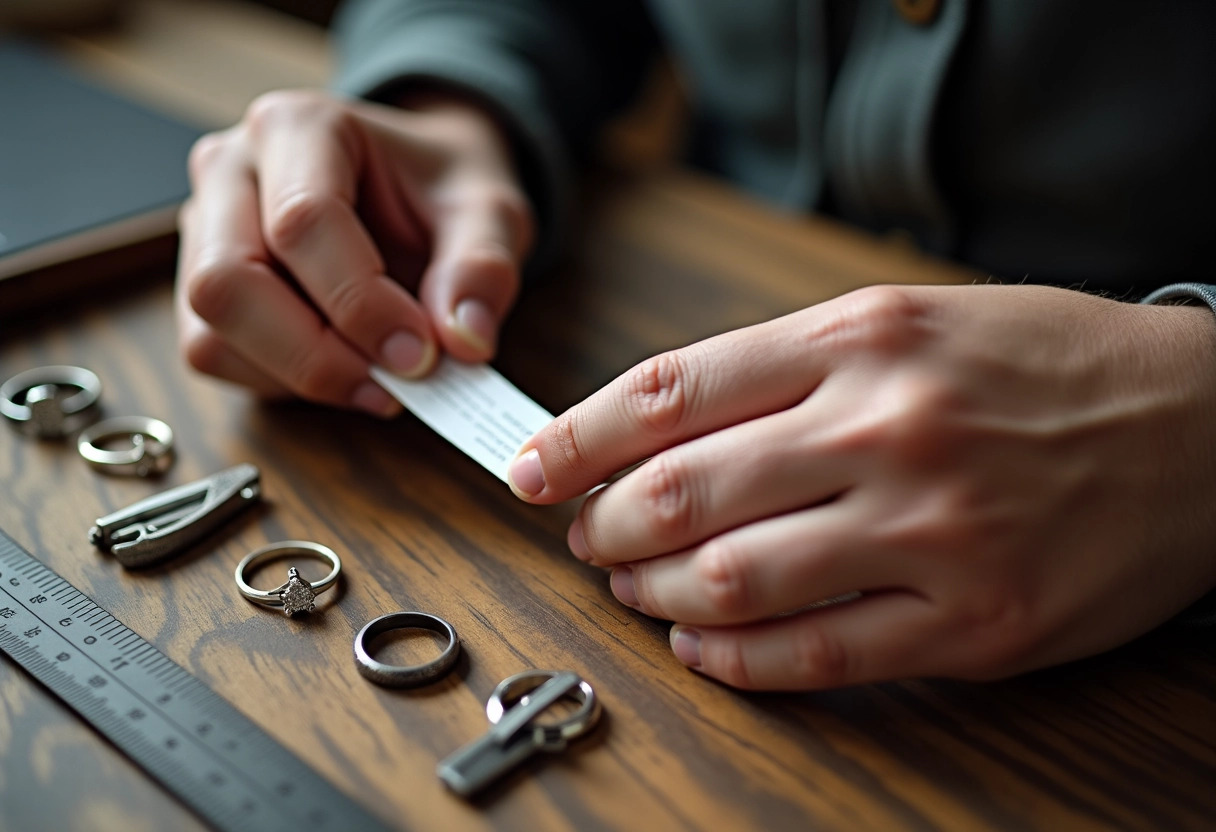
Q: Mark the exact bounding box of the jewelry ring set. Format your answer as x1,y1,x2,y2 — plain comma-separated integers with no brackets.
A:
7,368,599,795
235,540,462,687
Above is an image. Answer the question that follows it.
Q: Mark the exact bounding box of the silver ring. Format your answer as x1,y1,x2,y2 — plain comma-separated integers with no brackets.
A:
354,611,461,687
77,415,175,476
1,365,102,438
236,541,342,616
485,670,601,742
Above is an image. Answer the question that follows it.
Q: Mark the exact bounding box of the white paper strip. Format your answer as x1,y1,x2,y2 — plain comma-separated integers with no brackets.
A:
371,359,553,482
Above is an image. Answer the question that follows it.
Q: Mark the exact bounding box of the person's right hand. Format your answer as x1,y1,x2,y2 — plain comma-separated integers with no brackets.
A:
175,89,534,414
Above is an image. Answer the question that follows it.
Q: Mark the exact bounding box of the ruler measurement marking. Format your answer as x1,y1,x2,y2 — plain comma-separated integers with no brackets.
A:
0,531,391,832
151,663,181,681
130,643,158,662
1,587,320,826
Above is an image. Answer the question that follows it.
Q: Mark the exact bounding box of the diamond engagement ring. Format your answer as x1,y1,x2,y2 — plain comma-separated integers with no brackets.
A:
235,541,342,617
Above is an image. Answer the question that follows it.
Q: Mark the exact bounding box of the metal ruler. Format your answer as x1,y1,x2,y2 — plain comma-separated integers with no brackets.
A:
0,528,394,832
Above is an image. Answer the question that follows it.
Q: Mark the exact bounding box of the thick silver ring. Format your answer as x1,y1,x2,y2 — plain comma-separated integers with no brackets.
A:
77,415,175,476
485,670,601,742
354,611,461,687
236,541,342,617
1,365,102,438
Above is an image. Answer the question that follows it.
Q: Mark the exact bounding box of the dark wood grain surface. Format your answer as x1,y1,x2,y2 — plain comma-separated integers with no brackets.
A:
1,3,1214,830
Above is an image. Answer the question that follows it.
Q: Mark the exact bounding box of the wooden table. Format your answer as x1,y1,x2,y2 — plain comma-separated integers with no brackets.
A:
2,2,1214,830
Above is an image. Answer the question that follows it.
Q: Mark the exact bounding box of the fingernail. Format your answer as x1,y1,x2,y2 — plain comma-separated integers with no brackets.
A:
381,330,435,377
670,625,702,669
448,298,496,354
610,567,638,607
567,516,592,561
352,381,400,417
507,448,545,498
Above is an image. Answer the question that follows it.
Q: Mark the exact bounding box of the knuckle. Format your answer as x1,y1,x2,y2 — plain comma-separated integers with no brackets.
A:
640,455,697,542
483,184,534,253
788,626,850,687
244,89,317,132
950,591,1042,679
829,284,930,355
549,412,589,475
440,181,534,262
457,246,521,299
477,181,529,221
871,487,983,556
282,343,341,402
186,131,230,181
881,377,961,462
265,190,342,253
320,278,376,334
627,564,668,620
180,329,227,378
245,91,359,158
712,639,758,690
695,540,752,618
829,372,962,467
186,259,250,326
623,351,693,437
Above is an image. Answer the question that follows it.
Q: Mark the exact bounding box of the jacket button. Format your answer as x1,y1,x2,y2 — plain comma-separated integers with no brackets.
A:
893,0,941,25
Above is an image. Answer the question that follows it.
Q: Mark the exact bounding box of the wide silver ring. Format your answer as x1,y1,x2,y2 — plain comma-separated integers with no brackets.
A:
1,365,102,438
77,415,175,476
236,541,342,617
354,611,461,687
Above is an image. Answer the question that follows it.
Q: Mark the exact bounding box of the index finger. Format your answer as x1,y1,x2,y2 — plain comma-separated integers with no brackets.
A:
251,95,438,378
507,310,830,503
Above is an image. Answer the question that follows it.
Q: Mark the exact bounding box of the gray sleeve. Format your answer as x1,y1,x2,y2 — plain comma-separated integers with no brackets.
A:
330,0,660,276
1140,282,1216,627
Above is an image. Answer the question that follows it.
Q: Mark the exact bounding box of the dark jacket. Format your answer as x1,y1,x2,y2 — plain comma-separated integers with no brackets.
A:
333,0,1216,292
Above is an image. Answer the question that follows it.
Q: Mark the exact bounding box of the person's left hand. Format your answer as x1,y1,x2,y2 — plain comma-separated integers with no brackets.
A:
506,283,1216,690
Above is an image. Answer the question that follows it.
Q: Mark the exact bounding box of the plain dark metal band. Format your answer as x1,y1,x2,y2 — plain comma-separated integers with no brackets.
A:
354,611,461,688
